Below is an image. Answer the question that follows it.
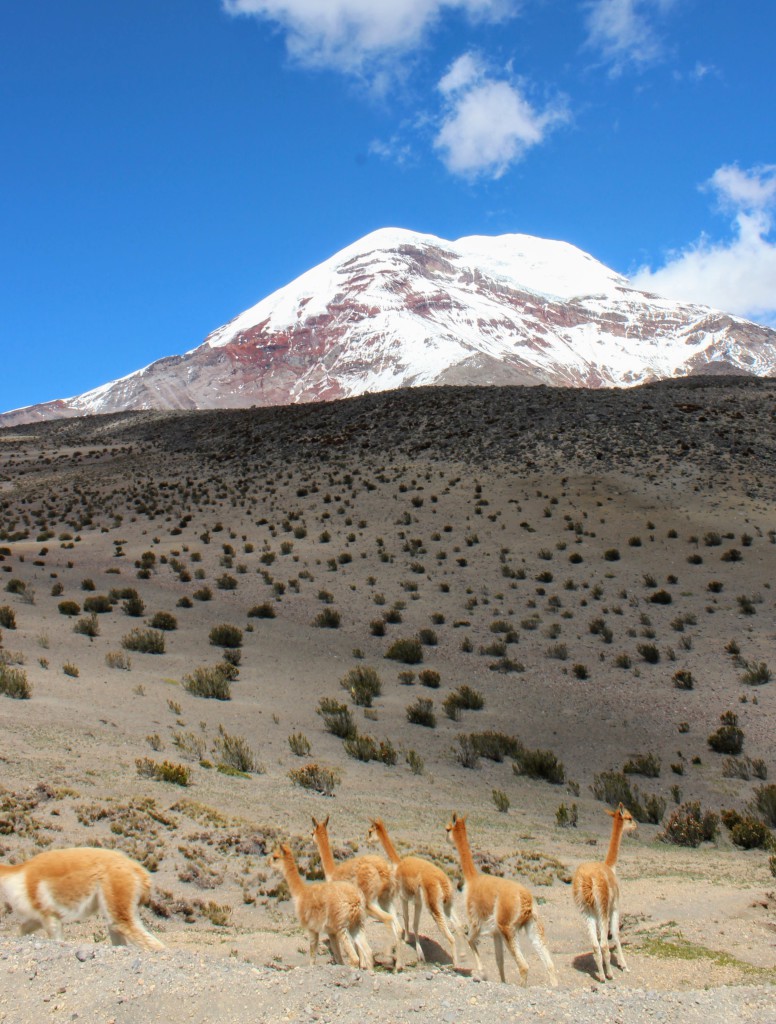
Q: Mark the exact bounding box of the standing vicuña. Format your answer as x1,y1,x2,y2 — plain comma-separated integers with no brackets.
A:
311,815,403,970
366,817,464,966
572,802,636,982
269,843,372,968
446,813,557,986
0,847,164,950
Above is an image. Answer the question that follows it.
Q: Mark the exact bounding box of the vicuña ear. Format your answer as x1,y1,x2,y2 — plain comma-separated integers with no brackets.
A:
605,808,616,817
451,812,458,823
324,814,330,828
311,816,319,828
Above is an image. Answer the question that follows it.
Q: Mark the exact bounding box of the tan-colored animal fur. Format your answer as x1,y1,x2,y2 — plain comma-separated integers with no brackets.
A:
445,814,557,986
572,802,637,981
269,843,373,968
366,817,464,966
311,815,403,970
0,847,164,950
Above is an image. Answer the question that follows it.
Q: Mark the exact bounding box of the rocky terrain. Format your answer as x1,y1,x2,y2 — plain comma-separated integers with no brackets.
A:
3,228,775,427
0,378,774,1022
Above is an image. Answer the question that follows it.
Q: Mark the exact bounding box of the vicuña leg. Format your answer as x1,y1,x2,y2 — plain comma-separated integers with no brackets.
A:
610,904,628,972
412,898,424,961
525,916,558,987
500,926,529,986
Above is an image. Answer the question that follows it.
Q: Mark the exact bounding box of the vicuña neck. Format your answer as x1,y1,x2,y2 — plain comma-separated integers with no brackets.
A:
314,828,337,876
376,823,400,865
280,852,305,897
451,825,478,881
605,816,625,868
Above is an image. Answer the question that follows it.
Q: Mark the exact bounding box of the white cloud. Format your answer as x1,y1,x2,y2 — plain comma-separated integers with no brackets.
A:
222,0,514,73
583,0,677,74
433,53,566,179
631,164,776,325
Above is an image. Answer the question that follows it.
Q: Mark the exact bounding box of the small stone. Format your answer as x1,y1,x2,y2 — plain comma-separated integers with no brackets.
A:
75,948,94,963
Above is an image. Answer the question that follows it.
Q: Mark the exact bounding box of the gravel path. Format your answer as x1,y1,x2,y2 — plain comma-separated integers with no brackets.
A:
1,938,774,1024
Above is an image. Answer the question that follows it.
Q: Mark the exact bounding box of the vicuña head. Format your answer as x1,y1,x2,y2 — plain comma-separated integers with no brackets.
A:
0,847,164,951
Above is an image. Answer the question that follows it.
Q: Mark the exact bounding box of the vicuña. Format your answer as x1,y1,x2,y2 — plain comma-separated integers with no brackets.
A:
0,847,164,950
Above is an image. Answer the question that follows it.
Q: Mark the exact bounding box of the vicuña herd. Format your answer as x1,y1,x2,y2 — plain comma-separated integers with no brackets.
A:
0,806,636,985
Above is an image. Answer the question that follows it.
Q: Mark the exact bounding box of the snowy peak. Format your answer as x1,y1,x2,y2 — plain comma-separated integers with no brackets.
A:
2,228,775,427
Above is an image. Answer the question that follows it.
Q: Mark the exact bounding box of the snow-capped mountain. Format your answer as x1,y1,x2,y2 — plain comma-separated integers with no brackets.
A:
3,227,775,426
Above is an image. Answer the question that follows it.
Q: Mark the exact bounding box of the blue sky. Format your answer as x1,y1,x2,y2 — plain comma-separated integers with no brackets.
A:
1,0,775,412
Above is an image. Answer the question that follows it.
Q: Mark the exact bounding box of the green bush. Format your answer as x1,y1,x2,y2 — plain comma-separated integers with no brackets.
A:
591,771,665,823
673,669,694,690
0,664,31,699
248,603,276,619
740,661,772,686
317,697,356,739
73,613,100,638
343,733,397,766
492,789,510,813
314,607,341,628
556,802,578,828
340,665,382,707
193,587,212,602
418,669,441,688
446,684,484,711
708,711,744,755
135,757,191,786
659,802,718,846
752,784,776,827
122,628,165,654
454,735,480,769
385,638,423,664
418,628,438,646
182,665,232,700
0,606,16,629
623,753,661,778
513,748,566,785
721,810,771,850
469,731,523,762
215,727,261,773
406,697,436,728
288,732,311,757
289,762,339,796
58,600,80,616
209,623,243,649
149,611,177,631
649,589,673,604
83,594,113,614
637,643,660,664
122,594,146,616
216,573,238,590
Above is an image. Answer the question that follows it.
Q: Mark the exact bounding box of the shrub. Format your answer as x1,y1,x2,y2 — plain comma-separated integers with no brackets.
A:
740,661,772,686
556,802,578,828
721,810,771,850
637,643,660,664
406,749,424,774
58,600,80,617
149,611,177,631
289,762,340,796
73,613,100,638
469,731,522,762
81,578,96,591
492,789,510,813
603,549,620,561
314,608,341,629
0,606,16,629
83,594,113,614
449,684,484,711
454,735,480,769
288,732,311,757
135,758,191,786
591,771,664,823
417,628,438,647
406,697,436,728
385,638,423,664
123,594,146,617
659,802,719,846
513,748,565,785
752,784,776,827
215,727,261,773
572,664,589,680
193,587,212,602
673,669,694,690
0,664,31,699
649,589,672,605
182,665,232,700
418,669,441,688
708,712,744,755
122,628,165,654
216,573,238,590
623,753,661,778
317,697,356,739
209,624,243,649
105,651,132,671
248,602,276,619
343,733,398,766
721,756,767,781
341,666,382,707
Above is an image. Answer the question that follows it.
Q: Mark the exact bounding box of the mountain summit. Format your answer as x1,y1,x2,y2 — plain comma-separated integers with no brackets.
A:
4,228,775,425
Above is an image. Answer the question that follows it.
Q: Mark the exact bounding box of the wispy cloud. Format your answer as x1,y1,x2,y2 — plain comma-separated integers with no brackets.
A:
583,0,678,74
632,164,776,325
433,53,567,179
222,0,514,74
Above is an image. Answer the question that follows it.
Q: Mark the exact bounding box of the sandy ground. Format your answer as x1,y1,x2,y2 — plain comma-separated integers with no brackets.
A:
0,380,774,1020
